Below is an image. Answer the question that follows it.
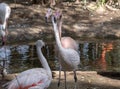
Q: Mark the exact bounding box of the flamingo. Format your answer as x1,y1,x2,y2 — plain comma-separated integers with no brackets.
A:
52,15,80,89
45,9,79,87
0,3,11,45
4,40,52,89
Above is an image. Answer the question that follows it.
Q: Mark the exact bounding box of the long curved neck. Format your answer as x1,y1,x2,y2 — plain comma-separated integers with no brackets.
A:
2,21,6,30
37,45,52,77
53,22,63,50
0,20,6,30
58,19,62,39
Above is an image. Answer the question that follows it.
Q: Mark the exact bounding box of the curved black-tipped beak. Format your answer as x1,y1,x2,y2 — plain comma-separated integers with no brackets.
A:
45,17,48,23
1,37,5,46
1,36,7,46
54,17,57,23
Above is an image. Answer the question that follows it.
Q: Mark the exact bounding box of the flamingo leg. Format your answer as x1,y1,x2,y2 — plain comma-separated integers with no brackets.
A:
73,70,78,89
58,65,61,87
74,70,77,82
64,71,67,89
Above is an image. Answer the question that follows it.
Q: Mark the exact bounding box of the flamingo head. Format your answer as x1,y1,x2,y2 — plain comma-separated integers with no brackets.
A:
36,40,45,48
54,9,62,20
45,8,62,23
45,8,52,23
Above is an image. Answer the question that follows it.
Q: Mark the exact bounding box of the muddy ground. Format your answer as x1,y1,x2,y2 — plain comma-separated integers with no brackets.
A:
0,1,120,89
0,71,120,89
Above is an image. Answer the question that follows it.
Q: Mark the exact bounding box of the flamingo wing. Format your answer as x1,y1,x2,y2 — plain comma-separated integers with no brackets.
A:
7,68,51,89
61,37,79,52
61,49,80,69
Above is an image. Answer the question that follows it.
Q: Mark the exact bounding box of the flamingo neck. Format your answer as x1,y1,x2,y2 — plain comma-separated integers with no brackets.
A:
58,20,62,39
2,21,6,30
0,21,6,30
36,46,52,78
0,25,5,36
53,23,63,50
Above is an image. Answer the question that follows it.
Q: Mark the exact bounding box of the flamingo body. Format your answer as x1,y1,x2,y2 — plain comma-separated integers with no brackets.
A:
59,45,80,70
5,40,52,89
8,68,51,89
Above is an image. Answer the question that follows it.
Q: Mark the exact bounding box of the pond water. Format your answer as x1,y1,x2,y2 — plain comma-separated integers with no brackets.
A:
0,39,120,73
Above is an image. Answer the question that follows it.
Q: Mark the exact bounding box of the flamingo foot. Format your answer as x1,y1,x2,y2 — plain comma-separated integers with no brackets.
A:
57,81,60,87
73,70,78,89
74,75,77,82
58,65,62,87
74,70,77,83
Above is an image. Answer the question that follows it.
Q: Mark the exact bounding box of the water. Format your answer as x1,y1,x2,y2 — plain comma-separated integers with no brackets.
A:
0,40,120,73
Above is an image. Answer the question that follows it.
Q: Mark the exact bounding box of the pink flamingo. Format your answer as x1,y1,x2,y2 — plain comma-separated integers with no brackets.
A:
45,9,79,88
4,40,52,89
52,15,80,89
0,3,11,45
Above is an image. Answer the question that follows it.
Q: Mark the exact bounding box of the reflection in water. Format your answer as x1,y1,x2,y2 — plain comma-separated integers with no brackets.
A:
83,43,89,60
0,46,11,68
16,45,29,55
0,46,11,76
96,42,113,71
0,41,120,73
0,46,11,59
16,45,29,60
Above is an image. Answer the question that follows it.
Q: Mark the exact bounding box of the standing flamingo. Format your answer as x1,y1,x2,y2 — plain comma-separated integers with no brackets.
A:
0,3,11,45
4,40,52,89
45,9,79,87
52,15,80,89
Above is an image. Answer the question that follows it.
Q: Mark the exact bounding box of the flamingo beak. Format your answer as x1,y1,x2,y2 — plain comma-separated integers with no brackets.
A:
54,16,57,23
1,36,5,46
45,17,48,23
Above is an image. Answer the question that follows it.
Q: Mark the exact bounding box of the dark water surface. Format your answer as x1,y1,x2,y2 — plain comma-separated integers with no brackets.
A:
0,39,120,73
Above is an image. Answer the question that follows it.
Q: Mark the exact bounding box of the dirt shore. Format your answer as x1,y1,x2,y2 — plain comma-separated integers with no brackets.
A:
0,71,120,89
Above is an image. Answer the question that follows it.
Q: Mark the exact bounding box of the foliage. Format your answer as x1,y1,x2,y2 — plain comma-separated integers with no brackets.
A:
97,0,106,6
11,0,119,9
